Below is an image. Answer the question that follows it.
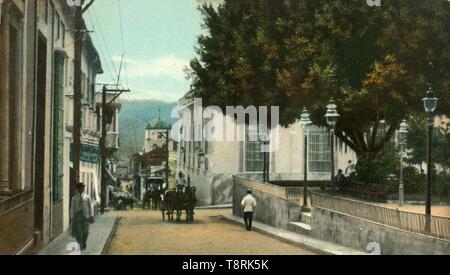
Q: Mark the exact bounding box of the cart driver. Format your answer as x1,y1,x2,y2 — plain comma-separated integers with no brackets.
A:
176,171,188,191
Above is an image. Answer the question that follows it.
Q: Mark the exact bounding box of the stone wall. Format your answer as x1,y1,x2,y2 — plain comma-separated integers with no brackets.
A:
311,207,450,255
232,176,302,230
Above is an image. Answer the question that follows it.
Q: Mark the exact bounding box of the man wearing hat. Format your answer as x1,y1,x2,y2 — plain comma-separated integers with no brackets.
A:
241,189,257,231
176,171,188,190
70,183,95,251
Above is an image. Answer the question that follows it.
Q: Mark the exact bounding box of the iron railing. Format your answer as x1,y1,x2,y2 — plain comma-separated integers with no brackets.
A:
311,192,450,241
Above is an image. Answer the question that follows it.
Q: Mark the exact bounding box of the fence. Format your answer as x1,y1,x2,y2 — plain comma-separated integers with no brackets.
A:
233,176,304,201
311,192,450,241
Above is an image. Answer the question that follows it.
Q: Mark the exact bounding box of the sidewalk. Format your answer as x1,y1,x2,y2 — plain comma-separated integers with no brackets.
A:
196,204,232,210
223,215,367,255
38,215,118,255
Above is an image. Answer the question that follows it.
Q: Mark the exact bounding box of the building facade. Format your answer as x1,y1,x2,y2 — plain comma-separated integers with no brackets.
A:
0,0,113,254
175,94,357,206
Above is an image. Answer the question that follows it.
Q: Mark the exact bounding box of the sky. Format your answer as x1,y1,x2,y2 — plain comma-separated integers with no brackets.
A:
85,0,218,103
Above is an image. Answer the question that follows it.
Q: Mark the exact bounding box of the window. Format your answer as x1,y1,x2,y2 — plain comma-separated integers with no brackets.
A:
45,0,49,24
0,4,25,193
245,127,264,172
61,22,65,46
55,12,60,40
96,107,101,131
308,126,331,173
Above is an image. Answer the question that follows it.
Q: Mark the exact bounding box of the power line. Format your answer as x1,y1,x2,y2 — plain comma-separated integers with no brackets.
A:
91,7,119,78
87,10,116,82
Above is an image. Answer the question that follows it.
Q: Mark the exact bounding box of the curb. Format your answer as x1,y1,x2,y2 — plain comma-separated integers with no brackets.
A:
101,216,120,255
196,204,232,210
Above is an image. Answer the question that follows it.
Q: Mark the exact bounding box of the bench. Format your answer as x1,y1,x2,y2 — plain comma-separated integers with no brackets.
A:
344,181,390,202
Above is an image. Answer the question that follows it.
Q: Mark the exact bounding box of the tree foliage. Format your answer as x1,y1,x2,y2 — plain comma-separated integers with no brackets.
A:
189,0,450,160
406,115,450,170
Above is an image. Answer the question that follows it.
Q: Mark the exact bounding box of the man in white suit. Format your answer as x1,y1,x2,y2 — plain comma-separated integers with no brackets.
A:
241,189,257,231
71,183,95,251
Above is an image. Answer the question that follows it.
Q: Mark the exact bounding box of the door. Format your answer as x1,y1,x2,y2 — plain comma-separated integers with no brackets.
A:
34,34,47,234
51,52,65,237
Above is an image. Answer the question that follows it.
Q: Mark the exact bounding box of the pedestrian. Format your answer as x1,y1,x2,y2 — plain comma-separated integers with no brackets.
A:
241,189,257,231
335,169,347,192
70,183,95,251
345,160,356,179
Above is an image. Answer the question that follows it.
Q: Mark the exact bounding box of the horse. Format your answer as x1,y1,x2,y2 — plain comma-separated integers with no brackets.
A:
163,189,181,221
163,187,197,223
143,188,163,210
183,187,197,223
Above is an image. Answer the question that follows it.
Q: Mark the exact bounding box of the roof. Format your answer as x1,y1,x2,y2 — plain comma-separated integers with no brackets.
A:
146,117,172,130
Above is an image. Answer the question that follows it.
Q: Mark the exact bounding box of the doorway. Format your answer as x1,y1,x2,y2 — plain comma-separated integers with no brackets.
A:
34,33,47,234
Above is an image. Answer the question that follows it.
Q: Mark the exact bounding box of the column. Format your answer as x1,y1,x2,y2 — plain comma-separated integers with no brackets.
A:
0,5,10,193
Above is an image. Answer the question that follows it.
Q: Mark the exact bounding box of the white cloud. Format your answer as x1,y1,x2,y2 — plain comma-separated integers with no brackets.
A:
112,55,190,81
126,86,183,103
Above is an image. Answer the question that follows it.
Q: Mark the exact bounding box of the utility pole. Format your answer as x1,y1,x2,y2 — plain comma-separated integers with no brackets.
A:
166,129,170,190
99,85,130,214
72,4,83,194
100,85,107,214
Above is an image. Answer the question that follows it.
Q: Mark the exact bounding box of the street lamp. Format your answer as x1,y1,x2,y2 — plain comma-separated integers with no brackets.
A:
300,108,312,210
422,88,439,232
259,131,270,183
397,120,409,206
325,99,340,192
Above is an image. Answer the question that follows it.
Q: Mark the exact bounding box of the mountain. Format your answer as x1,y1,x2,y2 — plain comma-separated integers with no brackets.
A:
118,99,177,161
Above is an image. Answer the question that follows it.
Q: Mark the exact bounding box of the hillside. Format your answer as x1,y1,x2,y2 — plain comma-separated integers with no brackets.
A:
118,99,177,162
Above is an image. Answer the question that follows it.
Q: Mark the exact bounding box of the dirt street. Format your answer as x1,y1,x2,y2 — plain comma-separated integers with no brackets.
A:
106,209,315,255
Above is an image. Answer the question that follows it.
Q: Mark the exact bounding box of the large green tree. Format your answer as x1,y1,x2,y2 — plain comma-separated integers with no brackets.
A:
189,0,450,162
406,115,450,171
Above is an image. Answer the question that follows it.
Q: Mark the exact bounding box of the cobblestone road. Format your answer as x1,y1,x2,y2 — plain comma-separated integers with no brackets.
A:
106,209,315,255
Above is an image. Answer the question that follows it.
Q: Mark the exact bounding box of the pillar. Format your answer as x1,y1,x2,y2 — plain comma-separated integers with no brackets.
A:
0,4,10,193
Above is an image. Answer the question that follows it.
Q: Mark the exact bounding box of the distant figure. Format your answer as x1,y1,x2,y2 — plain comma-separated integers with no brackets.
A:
176,171,187,190
345,160,356,178
335,169,347,192
241,189,257,231
70,183,95,251
127,183,133,194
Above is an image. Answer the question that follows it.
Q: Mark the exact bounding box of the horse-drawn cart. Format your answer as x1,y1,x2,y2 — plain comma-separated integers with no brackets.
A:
162,187,197,223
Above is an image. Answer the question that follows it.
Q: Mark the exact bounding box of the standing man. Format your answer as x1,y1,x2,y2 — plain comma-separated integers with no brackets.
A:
345,160,356,179
241,189,257,231
335,169,347,192
71,183,95,251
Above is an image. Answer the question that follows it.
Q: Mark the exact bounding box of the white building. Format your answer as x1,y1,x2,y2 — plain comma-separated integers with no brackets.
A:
175,94,357,206
144,117,172,153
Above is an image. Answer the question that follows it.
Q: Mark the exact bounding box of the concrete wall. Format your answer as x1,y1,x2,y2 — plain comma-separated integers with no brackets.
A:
0,193,34,255
232,178,302,230
311,207,450,255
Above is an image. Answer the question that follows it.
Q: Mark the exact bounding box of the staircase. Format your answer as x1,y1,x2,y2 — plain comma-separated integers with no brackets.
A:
288,211,312,236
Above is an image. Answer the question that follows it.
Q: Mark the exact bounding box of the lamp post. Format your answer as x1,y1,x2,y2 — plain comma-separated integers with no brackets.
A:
422,88,439,232
325,99,340,192
300,108,312,209
260,131,270,183
397,120,409,206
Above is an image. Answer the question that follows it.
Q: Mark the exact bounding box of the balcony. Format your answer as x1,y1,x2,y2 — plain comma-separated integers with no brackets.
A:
106,132,119,149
